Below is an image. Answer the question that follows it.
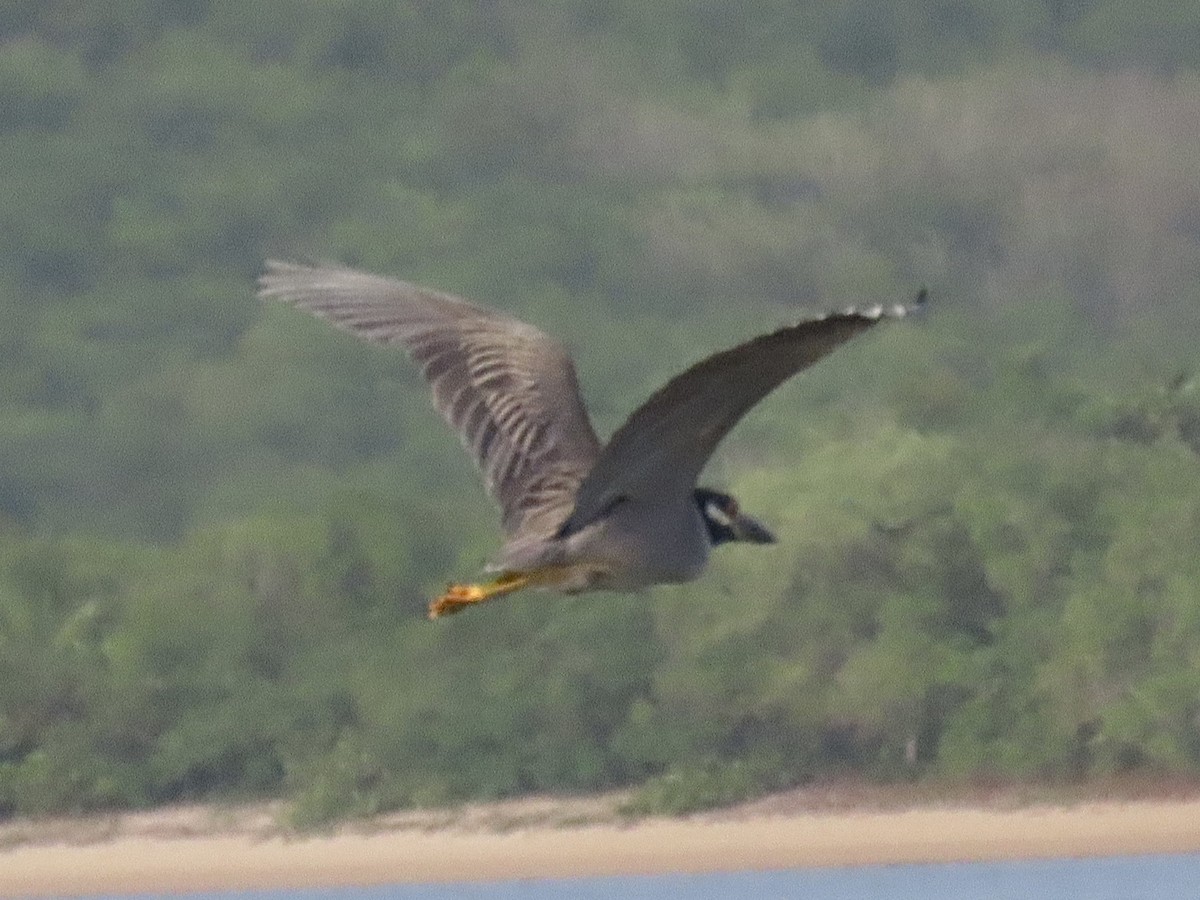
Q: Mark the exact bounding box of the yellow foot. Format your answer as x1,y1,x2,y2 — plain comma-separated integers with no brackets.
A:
427,571,533,620
428,583,488,619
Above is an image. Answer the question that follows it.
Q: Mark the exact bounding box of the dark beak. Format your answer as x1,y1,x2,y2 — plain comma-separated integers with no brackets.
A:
733,513,776,544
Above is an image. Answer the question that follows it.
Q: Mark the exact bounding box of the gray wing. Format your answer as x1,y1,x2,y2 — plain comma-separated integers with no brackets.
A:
561,292,925,535
258,261,602,538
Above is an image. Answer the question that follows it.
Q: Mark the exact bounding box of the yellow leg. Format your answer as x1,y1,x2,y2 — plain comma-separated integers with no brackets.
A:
428,571,532,620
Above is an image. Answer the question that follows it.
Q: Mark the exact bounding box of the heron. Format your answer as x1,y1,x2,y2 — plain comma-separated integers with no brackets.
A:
258,261,924,619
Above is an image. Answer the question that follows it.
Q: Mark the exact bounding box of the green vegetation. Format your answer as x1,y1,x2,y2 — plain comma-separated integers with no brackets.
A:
2,2,1200,822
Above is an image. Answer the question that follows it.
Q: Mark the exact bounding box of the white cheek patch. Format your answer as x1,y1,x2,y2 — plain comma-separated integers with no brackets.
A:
706,500,734,529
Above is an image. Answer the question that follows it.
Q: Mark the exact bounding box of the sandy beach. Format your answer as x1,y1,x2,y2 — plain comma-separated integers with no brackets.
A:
3,784,1200,897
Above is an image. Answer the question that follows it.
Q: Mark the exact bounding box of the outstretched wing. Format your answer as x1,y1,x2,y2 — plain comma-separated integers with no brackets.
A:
258,261,602,538
561,292,926,535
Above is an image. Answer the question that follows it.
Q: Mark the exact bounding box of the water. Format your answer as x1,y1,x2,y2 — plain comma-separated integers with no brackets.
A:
88,853,1200,900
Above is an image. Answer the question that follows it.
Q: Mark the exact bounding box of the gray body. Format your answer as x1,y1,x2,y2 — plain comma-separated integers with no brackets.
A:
258,261,922,596
503,490,711,592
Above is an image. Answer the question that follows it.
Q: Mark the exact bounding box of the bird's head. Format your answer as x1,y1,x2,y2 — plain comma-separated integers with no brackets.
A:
695,488,776,547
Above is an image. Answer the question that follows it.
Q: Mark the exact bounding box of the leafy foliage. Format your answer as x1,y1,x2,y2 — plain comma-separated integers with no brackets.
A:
2,1,1200,821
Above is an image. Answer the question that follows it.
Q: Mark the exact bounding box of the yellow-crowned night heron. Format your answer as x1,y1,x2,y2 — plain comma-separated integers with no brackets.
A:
258,261,924,618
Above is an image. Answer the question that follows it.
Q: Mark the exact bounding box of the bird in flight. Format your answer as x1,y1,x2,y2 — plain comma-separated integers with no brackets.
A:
258,261,924,619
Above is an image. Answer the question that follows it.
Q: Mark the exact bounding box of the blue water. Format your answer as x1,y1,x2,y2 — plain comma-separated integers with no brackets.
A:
88,853,1200,900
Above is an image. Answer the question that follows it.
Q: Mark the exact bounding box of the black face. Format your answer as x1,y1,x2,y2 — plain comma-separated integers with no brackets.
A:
694,488,776,547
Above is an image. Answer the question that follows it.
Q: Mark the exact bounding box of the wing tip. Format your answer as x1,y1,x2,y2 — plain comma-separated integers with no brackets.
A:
256,258,304,301
830,286,929,322
256,259,362,304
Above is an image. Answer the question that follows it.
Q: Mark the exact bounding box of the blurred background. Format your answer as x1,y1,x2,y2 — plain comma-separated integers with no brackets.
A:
2,1,1199,825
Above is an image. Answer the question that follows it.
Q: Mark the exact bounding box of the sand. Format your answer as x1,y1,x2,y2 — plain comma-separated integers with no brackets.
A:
3,786,1200,897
